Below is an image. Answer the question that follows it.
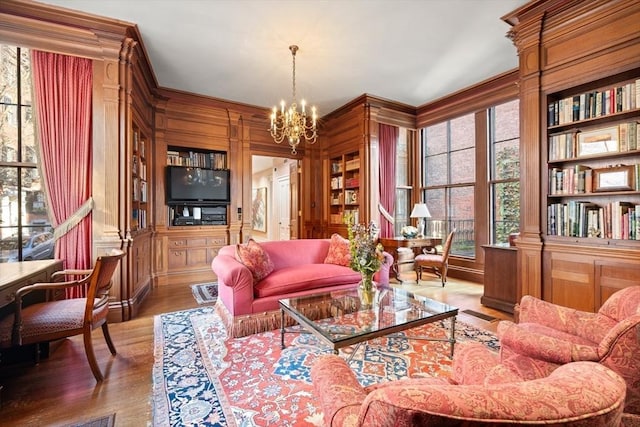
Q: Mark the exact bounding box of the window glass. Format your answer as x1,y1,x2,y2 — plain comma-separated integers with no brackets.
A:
450,114,475,151
0,45,53,263
425,153,447,186
424,122,447,156
450,147,475,184
422,114,476,258
490,99,520,245
393,128,411,235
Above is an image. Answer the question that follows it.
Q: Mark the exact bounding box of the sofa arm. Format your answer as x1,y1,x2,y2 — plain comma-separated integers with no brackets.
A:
374,251,393,286
211,254,253,290
311,354,367,427
498,320,599,364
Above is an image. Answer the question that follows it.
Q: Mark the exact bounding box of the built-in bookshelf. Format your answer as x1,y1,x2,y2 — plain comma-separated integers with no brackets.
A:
131,126,149,231
329,151,360,225
167,146,227,169
545,73,640,242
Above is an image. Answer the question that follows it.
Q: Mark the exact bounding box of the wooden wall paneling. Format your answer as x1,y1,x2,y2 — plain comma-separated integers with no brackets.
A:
504,5,546,302
595,261,640,310
545,249,595,312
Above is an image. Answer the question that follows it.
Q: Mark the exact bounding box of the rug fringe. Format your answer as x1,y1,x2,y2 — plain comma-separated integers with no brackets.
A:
215,300,336,338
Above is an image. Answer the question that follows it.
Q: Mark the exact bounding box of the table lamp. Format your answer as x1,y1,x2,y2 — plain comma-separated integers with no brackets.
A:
410,203,431,237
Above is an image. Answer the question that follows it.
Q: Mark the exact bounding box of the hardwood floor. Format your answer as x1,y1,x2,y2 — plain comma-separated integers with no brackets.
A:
0,274,512,426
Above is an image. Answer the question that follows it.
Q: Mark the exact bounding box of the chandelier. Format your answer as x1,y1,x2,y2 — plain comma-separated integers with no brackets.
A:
269,45,318,154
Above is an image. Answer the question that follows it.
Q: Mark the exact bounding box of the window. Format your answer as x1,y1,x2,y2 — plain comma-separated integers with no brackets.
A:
489,99,520,244
394,128,412,235
0,45,53,263
422,114,476,257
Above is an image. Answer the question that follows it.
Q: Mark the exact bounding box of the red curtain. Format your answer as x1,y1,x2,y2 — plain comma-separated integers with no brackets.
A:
31,51,93,298
379,124,398,238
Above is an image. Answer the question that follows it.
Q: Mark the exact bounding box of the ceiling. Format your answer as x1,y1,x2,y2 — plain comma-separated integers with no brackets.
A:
37,0,528,116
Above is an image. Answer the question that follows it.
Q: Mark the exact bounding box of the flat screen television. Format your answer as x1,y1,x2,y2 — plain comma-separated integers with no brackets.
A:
166,166,231,204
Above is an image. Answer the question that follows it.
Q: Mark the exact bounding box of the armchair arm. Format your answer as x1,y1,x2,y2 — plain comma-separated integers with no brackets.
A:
498,320,599,364
311,354,367,426
12,278,85,346
51,269,92,280
598,314,640,359
516,295,603,337
14,279,86,301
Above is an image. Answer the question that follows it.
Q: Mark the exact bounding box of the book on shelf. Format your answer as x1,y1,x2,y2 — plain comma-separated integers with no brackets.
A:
140,180,148,202
548,165,593,195
548,200,639,240
548,78,640,127
166,149,227,169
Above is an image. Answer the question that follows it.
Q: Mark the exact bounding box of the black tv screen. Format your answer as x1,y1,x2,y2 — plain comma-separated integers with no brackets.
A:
166,166,230,204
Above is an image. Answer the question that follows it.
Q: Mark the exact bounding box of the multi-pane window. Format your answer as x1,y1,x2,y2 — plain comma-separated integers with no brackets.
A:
422,113,476,257
489,99,520,244
394,128,412,235
0,45,53,263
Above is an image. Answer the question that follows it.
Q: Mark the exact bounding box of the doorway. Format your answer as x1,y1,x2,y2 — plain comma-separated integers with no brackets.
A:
251,155,298,241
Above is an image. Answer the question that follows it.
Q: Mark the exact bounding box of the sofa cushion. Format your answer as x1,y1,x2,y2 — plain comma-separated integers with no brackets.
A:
254,264,360,298
323,233,351,267
235,238,274,284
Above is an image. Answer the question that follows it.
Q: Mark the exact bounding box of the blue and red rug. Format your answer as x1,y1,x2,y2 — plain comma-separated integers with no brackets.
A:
152,306,499,426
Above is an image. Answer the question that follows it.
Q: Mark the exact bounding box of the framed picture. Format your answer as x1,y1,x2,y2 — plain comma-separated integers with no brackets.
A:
251,187,267,232
577,126,619,158
593,165,634,192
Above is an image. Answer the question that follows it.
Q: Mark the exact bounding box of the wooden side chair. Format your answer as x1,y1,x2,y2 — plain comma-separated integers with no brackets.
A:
0,249,126,382
415,229,455,286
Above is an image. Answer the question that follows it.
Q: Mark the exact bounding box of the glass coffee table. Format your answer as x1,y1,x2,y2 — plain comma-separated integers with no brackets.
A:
279,286,458,359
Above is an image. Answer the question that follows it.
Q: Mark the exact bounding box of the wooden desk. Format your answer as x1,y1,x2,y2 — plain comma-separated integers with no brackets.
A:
0,259,63,310
379,237,443,281
0,259,63,403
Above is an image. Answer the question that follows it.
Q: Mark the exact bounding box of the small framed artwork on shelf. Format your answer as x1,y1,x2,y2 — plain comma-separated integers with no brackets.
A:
593,165,634,192
577,126,619,157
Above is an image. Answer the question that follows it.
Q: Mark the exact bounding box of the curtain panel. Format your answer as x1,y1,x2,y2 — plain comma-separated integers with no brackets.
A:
378,124,398,238
31,51,93,298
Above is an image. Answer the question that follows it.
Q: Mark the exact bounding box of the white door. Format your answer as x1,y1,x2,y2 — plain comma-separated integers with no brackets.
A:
277,175,290,240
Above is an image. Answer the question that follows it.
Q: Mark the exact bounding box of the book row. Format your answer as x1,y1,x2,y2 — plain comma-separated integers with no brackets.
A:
166,150,227,169
132,177,148,202
547,201,640,240
131,208,147,230
549,164,640,195
548,79,640,127
548,121,639,161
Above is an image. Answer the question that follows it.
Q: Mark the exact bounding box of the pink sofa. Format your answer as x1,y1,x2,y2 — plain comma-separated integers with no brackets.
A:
211,238,392,337
311,350,627,426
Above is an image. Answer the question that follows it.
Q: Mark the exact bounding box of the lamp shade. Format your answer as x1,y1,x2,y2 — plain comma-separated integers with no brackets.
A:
410,203,431,218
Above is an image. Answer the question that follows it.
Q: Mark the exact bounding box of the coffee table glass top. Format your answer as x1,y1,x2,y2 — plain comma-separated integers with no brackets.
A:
279,286,458,347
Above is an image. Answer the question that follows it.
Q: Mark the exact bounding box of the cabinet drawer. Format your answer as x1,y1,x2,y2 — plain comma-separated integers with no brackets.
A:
207,237,226,246
187,238,207,247
169,239,187,248
168,249,187,269
186,248,207,266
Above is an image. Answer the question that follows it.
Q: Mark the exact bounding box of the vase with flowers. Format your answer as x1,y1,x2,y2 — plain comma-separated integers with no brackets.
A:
346,214,385,305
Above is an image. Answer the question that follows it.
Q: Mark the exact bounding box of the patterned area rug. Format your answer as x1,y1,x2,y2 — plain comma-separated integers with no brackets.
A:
191,282,218,304
152,307,499,426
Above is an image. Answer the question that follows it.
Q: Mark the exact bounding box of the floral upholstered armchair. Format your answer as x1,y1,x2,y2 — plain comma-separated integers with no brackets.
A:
497,285,640,415
311,353,626,426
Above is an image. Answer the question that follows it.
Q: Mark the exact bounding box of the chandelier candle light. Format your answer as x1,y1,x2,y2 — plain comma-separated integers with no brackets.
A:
270,45,318,154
